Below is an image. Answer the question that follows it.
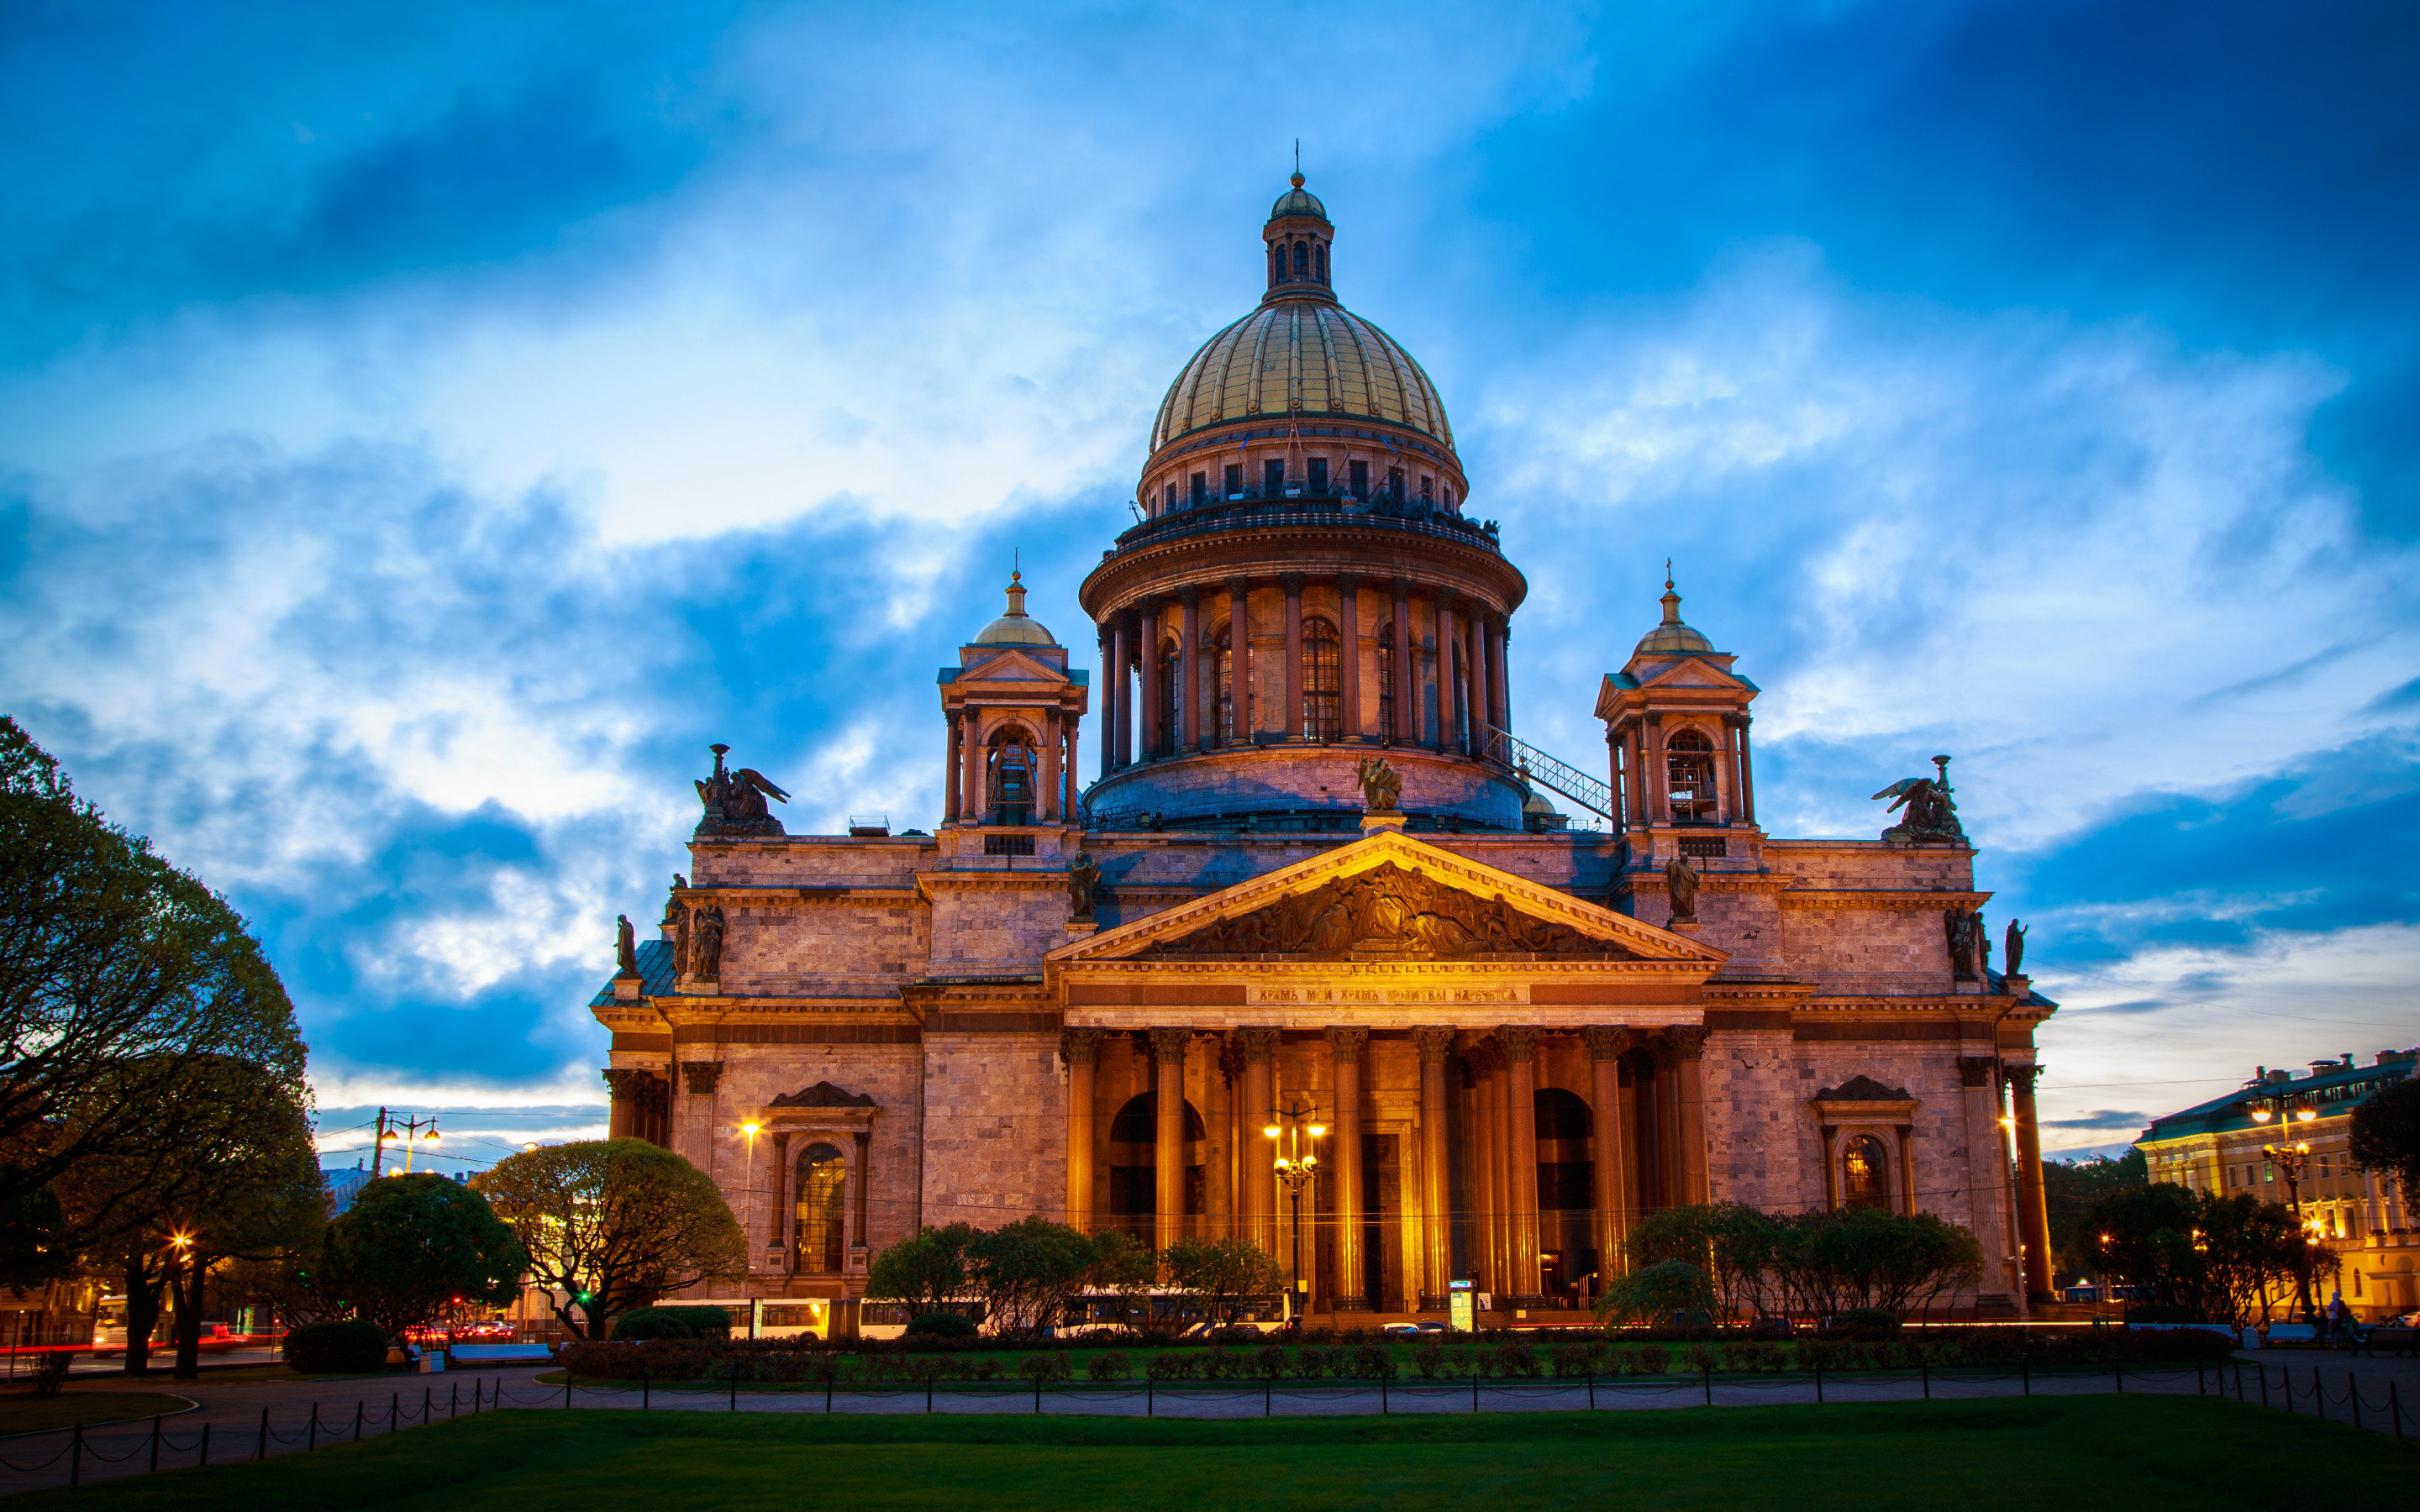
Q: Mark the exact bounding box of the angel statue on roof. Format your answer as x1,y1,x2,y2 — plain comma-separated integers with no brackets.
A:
1871,754,1966,845
695,743,792,837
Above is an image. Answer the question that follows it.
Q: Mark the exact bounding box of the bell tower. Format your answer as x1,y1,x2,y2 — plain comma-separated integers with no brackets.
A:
1594,572,1763,879
939,570,1089,827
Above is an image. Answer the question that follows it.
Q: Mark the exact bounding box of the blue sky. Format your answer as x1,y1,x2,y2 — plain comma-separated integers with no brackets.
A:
3,1,2414,1170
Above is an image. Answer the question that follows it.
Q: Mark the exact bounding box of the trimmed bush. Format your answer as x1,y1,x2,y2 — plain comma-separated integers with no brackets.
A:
612,1308,699,1341
906,1312,979,1338
1827,1308,1902,1341
282,1320,391,1374
655,1305,734,1339
1086,1351,1132,1381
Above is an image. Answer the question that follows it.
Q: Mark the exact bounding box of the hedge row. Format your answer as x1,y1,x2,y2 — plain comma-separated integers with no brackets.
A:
557,1326,2228,1384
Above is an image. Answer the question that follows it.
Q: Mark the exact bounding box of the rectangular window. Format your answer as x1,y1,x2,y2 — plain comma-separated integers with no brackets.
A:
1190,471,1207,507
1224,463,1244,498
1420,474,1434,501
2264,1163,2274,1183
1165,482,1177,512
1349,459,1369,500
1264,459,1286,497
1308,457,1328,494
1386,466,1404,501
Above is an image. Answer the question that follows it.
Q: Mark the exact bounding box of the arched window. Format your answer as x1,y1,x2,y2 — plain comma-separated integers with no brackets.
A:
794,1142,848,1273
1106,1092,1207,1242
987,725,1035,826
1214,622,1238,747
1376,624,1396,743
1314,244,1327,282
1156,642,1181,758
1301,617,1340,742
1293,239,1309,276
1271,244,1285,284
1842,1135,1890,1210
1667,728,1717,823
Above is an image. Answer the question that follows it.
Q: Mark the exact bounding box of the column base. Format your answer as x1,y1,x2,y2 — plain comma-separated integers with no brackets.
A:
1360,813,1408,833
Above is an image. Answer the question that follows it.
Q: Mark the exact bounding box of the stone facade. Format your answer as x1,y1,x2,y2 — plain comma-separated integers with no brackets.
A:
588,175,2060,1318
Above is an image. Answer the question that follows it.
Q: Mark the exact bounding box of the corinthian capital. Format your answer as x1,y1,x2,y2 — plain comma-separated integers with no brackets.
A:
1411,1026,1456,1064
1325,1026,1370,1063
1148,1027,1192,1065
1580,1026,1634,1063
1496,1025,1541,1063
1059,1027,1105,1068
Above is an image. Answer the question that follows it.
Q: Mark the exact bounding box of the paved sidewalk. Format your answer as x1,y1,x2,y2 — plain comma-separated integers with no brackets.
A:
5,1355,2408,1497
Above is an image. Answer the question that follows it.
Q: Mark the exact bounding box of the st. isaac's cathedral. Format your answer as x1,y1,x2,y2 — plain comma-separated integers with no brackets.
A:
592,176,2060,1321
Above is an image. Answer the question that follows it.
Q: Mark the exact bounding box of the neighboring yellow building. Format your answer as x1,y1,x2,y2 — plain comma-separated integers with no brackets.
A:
2134,1049,2418,1320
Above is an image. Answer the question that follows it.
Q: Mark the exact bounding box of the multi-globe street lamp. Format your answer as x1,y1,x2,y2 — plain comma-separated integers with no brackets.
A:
1264,1098,1325,1323
2249,1088,2323,1321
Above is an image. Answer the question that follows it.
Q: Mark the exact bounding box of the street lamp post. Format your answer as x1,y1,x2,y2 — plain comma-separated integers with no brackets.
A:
1265,1099,1325,1323
740,1121,763,1269
2249,1089,2323,1322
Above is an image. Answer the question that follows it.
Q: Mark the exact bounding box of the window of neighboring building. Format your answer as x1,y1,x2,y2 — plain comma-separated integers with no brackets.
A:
1842,1135,1890,1210
1302,617,1341,741
795,1142,848,1274
1264,459,1286,497
1307,456,1329,494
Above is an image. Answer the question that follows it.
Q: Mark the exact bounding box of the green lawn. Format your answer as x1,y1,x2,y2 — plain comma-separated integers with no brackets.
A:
0,1392,192,1436
13,1396,2412,1511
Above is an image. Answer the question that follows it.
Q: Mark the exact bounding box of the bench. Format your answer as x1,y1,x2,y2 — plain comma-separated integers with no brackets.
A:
2355,1326,2419,1358
2262,1324,2318,1345
448,1343,556,1365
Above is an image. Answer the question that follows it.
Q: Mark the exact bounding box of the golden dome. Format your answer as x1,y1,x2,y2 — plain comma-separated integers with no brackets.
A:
1634,576,1714,656
972,570,1056,646
1150,300,1454,454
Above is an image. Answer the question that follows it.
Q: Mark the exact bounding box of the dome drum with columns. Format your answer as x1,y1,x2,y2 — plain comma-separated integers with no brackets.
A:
586,172,2059,1328
1081,175,1529,832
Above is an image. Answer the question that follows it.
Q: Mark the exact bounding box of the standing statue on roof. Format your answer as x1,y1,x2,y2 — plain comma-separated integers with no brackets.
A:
615,914,638,977
696,743,792,837
2004,918,2028,977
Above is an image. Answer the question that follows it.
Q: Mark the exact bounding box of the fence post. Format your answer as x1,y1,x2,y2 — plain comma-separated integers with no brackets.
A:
566,1373,573,1410
1588,1373,1596,1410
1265,1378,1271,1416
1703,1364,1713,1407
392,1390,400,1431
1815,1362,1823,1404
2233,1359,2243,1399
2112,1358,2123,1395
643,1367,650,1413
150,1413,161,1472
1034,1375,1043,1415
476,1378,484,1413
71,1422,82,1486
826,1373,834,1415
1473,1372,1481,1412
257,1406,268,1460
1381,1376,1389,1415
2312,1366,2324,1421
1921,1357,1929,1400
731,1362,739,1413
2019,1358,2027,1397
451,1381,460,1418
1146,1377,1154,1417
2260,1363,2270,1408
2390,1381,2402,1439
423,1385,431,1424
2196,1361,2205,1396
355,1400,366,1440
199,1423,210,1467
925,1373,934,1414
2350,1373,2361,1431
308,1403,318,1451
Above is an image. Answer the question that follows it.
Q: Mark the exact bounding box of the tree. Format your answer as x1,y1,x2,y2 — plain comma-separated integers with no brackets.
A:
322,1173,527,1338
2349,1076,2420,1208
960,1216,1127,1332
475,1140,745,1341
2081,1186,2319,1325
1623,1204,1780,1320
2043,1148,2147,1279
1161,1237,1283,1326
0,718,303,1213
865,1224,973,1317
1593,1259,1716,1325
54,1050,319,1378
1765,1207,1982,1320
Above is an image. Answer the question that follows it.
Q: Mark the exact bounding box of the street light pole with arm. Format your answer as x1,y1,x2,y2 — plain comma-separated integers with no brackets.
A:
1265,1099,1325,1323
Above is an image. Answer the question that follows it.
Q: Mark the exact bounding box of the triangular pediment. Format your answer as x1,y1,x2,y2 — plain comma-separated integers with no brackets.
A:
958,648,1069,684
1050,829,1727,966
1637,659,1744,690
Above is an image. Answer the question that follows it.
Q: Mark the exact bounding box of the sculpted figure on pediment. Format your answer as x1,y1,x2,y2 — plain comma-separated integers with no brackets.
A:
1140,862,1632,962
